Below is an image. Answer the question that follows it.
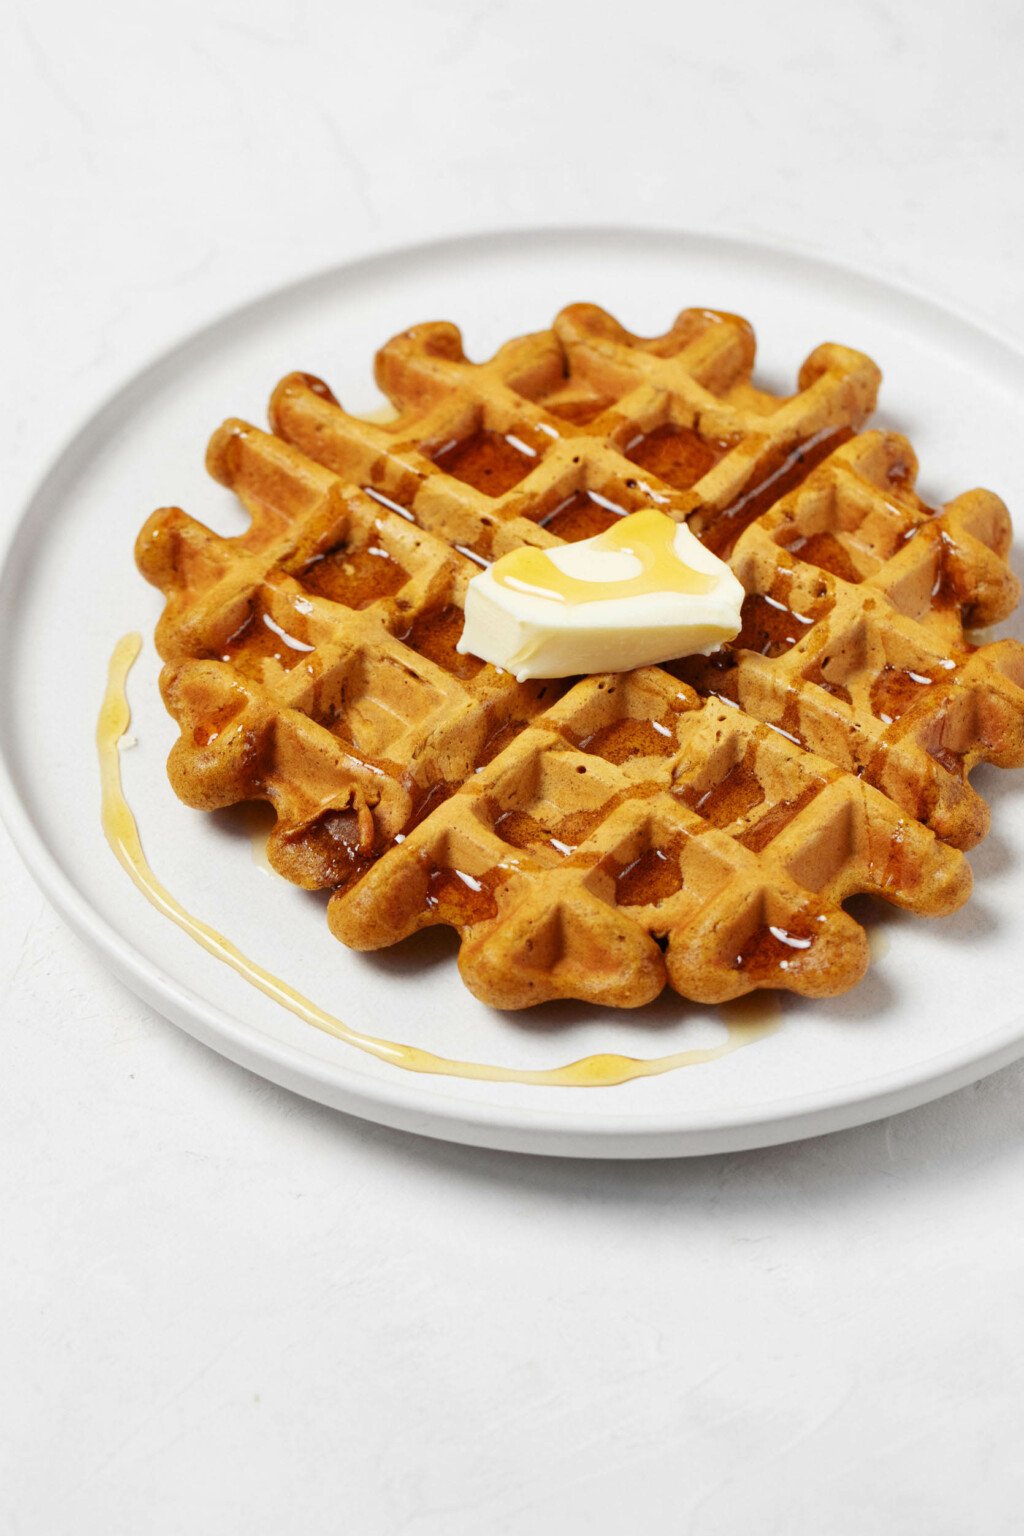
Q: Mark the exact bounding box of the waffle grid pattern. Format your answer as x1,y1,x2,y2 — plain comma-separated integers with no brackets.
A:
135,305,1024,1008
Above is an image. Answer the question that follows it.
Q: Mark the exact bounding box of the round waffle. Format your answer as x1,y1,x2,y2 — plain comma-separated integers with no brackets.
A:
136,306,1024,1008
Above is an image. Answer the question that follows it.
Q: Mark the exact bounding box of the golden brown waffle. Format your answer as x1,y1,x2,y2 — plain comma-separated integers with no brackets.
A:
136,305,1024,1009
677,432,1024,849
267,304,879,563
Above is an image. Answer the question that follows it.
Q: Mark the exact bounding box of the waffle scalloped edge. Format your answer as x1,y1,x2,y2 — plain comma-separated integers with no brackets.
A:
135,304,1024,1009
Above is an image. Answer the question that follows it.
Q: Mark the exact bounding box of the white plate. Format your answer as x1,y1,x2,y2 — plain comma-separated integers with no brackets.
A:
2,226,1024,1158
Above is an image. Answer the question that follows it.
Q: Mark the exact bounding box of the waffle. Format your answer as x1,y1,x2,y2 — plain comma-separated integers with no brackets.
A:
135,305,1024,1009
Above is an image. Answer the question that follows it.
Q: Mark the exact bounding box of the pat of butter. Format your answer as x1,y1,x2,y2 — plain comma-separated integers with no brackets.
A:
457,507,744,681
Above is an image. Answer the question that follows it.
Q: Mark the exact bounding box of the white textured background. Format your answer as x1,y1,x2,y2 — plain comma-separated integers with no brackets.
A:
3,1,1023,1531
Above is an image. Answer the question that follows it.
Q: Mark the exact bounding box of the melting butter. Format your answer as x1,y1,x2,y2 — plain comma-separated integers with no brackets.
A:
458,508,745,681
99,635,779,1088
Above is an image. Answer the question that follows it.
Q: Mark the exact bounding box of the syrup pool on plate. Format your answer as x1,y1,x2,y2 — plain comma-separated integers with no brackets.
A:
98,634,781,1088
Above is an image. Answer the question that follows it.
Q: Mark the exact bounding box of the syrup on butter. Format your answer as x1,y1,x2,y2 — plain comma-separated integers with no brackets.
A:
496,508,717,604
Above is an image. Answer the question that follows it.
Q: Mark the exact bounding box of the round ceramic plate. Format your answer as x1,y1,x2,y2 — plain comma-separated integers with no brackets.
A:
2,227,1023,1157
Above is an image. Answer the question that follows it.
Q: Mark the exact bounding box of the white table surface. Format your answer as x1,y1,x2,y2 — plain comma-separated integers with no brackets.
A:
3,1,1023,1530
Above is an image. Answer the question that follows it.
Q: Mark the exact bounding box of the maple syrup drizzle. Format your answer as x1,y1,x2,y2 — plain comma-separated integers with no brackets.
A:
220,607,311,670
489,802,611,859
701,426,853,557
564,715,679,765
869,662,940,724
99,635,780,1087
496,508,716,607
433,429,536,496
538,490,628,542
679,753,765,827
299,542,408,607
738,783,823,852
736,919,820,978
395,605,484,679
624,424,735,491
612,838,684,906
787,530,863,584
735,592,816,657
361,485,418,524
803,656,853,706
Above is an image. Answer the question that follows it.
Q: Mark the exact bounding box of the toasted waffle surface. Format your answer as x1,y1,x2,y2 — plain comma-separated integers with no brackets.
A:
136,305,1024,1009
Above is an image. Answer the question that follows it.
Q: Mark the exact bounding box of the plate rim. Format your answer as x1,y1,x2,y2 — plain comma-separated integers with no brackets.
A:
3,220,1024,1158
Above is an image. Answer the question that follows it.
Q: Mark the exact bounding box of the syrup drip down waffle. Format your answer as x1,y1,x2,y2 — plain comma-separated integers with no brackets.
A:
136,306,1024,1009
